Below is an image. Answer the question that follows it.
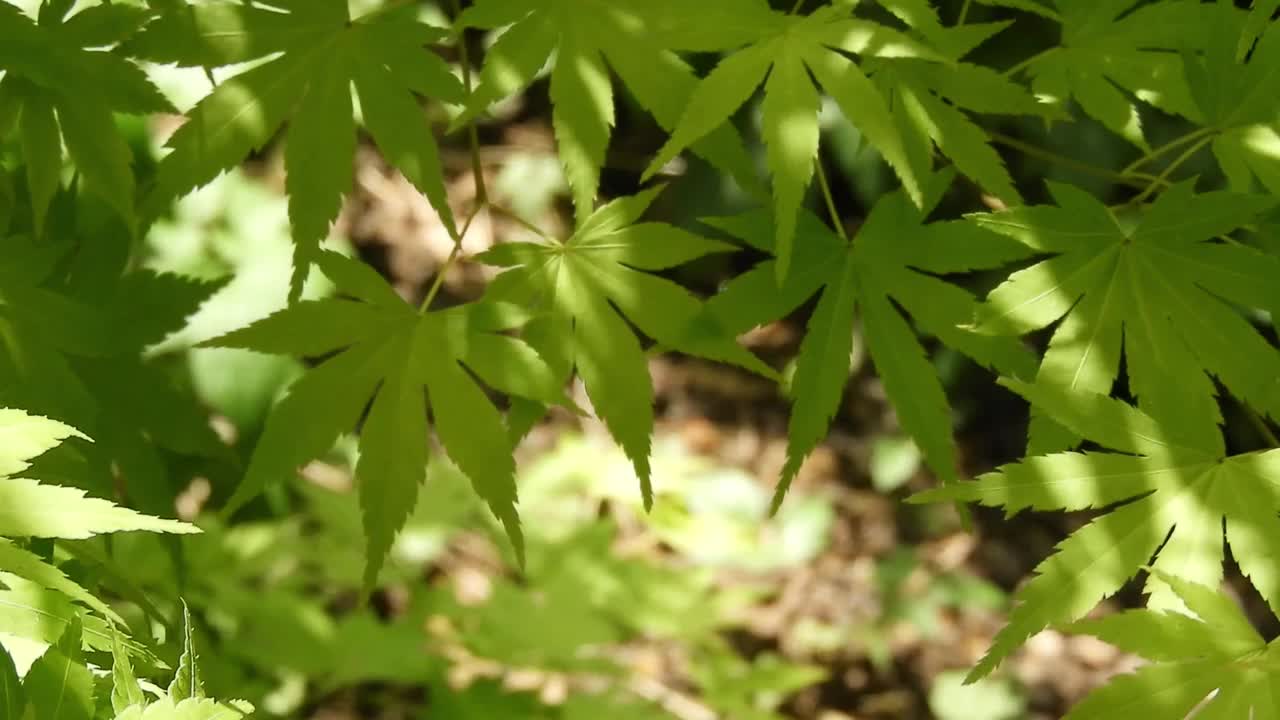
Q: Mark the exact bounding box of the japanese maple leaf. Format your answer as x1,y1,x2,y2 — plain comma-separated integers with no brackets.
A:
0,1,170,234
867,16,1051,206
128,0,463,298
639,4,941,280
0,219,227,521
1063,571,1280,719
914,380,1280,681
971,180,1280,455
456,0,764,220
207,252,572,584
477,187,776,509
1185,7,1280,197
1007,0,1216,148
700,173,1038,511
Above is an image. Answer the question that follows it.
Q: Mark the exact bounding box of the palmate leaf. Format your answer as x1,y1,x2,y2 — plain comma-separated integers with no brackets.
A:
0,410,197,539
0,232,228,520
913,381,1280,682
701,175,1037,512
971,180,1280,455
0,643,21,720
1188,10,1280,196
206,252,569,582
478,188,775,510
168,601,204,702
111,629,146,715
114,698,254,720
1062,572,1280,720
0,573,148,657
869,27,1048,206
130,0,463,298
639,4,939,280
23,619,94,720
1008,0,1216,148
456,0,764,221
0,2,168,234
0,478,199,540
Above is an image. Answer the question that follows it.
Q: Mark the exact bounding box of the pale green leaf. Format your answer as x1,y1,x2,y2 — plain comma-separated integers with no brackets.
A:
805,45,922,205
913,452,1201,515
897,82,1020,204
603,34,760,192
0,410,84,477
224,336,391,514
0,539,123,625
550,33,614,224
761,50,820,281
563,270,655,509
1062,660,1227,720
1002,379,1219,460
168,601,205,701
121,697,252,720
643,41,774,180
417,316,524,564
967,494,1172,680
284,51,355,298
779,252,857,507
861,291,956,484
23,620,94,720
0,644,22,720
353,56,458,240
575,224,736,270
0,478,198,539
354,337,425,590
110,630,145,715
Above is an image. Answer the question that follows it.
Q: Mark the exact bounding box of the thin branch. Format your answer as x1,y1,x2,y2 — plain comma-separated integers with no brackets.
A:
489,203,555,240
419,204,483,313
1003,47,1055,78
988,132,1166,190
814,157,847,241
1121,127,1215,175
1128,134,1213,205
448,0,487,210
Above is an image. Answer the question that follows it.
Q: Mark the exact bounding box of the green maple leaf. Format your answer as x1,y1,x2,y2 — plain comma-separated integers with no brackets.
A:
1063,571,1280,719
869,19,1048,206
701,173,1037,512
111,629,146,715
971,180,1280,455
0,644,20,720
0,409,186,631
168,601,204,702
129,0,463,298
478,187,775,509
115,698,254,720
22,619,94,720
456,0,763,221
0,224,229,517
0,409,198,539
913,380,1280,681
639,4,940,280
1010,0,1216,148
1186,7,1280,196
207,252,569,582
0,1,169,234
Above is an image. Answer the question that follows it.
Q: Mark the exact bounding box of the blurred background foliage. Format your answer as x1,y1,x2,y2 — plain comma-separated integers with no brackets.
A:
7,0,1271,717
